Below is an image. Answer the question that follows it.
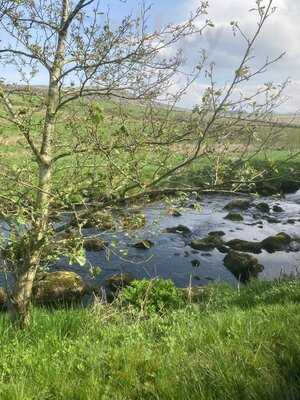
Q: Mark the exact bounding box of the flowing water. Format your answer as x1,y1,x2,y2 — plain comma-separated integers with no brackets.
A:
51,190,300,288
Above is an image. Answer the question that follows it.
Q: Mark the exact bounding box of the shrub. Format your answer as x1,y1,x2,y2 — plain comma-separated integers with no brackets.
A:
118,278,185,314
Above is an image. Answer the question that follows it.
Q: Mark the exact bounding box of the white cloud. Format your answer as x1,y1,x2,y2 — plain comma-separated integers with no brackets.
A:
178,0,300,112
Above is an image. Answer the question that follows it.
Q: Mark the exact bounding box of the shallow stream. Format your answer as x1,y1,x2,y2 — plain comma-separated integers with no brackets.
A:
53,190,300,288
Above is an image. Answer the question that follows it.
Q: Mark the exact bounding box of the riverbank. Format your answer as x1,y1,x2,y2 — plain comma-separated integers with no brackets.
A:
0,278,299,399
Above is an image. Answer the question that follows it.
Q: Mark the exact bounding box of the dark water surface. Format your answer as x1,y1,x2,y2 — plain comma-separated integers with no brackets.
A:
51,191,300,288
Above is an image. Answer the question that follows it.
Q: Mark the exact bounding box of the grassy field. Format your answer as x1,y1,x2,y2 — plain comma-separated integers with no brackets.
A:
1,95,300,399
0,279,299,399
0,95,300,205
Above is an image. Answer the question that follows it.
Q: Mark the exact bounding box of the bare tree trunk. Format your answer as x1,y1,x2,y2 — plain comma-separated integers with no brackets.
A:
9,0,69,326
9,161,52,326
10,262,39,327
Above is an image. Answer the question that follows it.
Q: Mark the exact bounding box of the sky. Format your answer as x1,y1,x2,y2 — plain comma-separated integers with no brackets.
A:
0,0,299,113
160,0,299,113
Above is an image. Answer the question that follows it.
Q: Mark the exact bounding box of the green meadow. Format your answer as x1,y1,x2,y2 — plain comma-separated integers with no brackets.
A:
0,279,299,399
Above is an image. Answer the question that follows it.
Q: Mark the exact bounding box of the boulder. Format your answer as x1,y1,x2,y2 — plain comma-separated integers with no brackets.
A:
223,250,264,283
83,237,107,251
261,232,292,253
255,202,270,213
224,212,244,221
33,271,88,304
165,225,191,235
224,199,252,211
226,239,262,254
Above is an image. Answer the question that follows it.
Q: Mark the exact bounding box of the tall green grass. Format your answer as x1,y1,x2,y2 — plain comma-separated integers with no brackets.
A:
0,279,299,399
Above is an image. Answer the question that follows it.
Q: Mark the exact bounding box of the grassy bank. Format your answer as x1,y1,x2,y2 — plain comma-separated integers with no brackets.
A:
1,94,300,205
0,279,300,399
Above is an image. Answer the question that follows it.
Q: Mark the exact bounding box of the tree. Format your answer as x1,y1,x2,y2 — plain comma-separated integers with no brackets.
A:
0,0,211,325
0,0,288,326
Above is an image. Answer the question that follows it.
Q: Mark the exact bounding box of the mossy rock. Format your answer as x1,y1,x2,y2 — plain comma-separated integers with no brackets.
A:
261,232,292,253
255,202,270,213
83,237,107,251
224,251,264,283
226,239,262,254
191,235,223,251
224,199,252,211
165,225,191,235
33,271,88,304
224,212,244,221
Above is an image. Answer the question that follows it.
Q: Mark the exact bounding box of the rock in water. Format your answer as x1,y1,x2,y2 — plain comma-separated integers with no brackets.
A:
255,202,270,213
133,240,154,249
261,232,292,253
190,231,225,251
226,239,262,254
165,225,191,235
83,237,107,251
208,231,225,237
224,251,264,283
273,205,284,213
33,271,88,304
226,232,293,254
224,212,244,221
265,216,280,224
224,199,252,211
287,219,296,224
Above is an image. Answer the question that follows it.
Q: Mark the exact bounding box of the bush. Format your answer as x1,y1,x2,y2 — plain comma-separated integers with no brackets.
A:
118,278,184,314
